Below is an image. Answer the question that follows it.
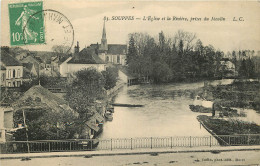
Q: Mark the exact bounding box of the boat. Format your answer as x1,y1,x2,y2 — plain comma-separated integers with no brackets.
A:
111,103,144,107
104,112,113,121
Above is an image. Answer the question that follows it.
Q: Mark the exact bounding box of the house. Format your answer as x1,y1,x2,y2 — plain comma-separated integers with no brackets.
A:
60,45,106,77
0,66,6,87
21,55,41,71
116,66,138,85
12,85,105,140
11,85,79,140
1,50,23,87
8,47,29,60
21,55,41,80
12,85,78,117
22,63,38,78
220,59,236,77
84,110,105,139
90,21,127,66
21,52,61,77
15,52,28,61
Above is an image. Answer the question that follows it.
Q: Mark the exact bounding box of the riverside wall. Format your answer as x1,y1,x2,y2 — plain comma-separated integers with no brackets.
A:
106,81,126,99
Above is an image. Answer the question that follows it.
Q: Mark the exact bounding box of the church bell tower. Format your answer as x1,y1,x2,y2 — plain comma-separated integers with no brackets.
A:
100,20,108,51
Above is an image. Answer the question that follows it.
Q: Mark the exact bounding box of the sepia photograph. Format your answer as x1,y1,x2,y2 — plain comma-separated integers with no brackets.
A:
1,0,260,165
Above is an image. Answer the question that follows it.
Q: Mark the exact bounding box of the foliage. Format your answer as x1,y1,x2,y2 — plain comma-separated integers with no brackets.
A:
126,30,258,83
197,115,260,135
152,61,172,83
126,35,138,64
52,45,71,54
65,68,106,119
13,108,77,141
102,66,118,90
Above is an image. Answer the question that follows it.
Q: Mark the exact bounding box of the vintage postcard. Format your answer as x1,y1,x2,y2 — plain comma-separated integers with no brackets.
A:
1,0,260,166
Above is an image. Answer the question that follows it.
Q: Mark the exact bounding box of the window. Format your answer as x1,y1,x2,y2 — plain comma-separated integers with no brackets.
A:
8,82,11,87
106,56,109,62
117,55,120,64
8,70,11,79
13,69,16,78
17,81,21,87
17,69,20,78
1,73,4,81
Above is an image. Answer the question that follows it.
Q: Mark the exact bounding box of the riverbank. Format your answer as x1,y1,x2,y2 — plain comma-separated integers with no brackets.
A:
190,105,245,117
204,80,260,112
197,115,260,135
197,115,260,146
106,81,125,99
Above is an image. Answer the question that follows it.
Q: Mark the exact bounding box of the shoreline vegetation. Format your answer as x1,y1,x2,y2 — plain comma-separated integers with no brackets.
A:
191,80,260,141
197,115,260,136
189,105,246,117
197,115,260,146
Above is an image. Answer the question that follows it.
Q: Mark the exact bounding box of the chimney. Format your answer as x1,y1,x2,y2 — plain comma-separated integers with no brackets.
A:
74,41,80,54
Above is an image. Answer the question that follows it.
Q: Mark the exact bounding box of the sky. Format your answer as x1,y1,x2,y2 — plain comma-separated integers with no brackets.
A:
1,0,260,53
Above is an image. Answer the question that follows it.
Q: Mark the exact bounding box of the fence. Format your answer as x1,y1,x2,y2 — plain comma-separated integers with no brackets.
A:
1,134,260,154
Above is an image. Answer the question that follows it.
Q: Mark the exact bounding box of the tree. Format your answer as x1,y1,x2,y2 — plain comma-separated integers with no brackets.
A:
13,108,77,140
246,58,256,78
102,67,118,90
125,30,242,83
126,35,138,64
195,39,203,56
65,68,106,119
52,45,71,54
173,30,196,54
238,59,247,78
152,61,172,83
159,31,166,52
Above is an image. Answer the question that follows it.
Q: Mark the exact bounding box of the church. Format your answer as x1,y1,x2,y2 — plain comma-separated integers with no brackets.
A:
59,21,127,77
90,21,127,66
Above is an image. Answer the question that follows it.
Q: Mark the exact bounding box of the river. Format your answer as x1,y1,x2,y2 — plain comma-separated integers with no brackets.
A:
100,79,235,139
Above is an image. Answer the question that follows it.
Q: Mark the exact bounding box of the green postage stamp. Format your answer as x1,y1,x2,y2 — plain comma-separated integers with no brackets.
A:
8,1,45,46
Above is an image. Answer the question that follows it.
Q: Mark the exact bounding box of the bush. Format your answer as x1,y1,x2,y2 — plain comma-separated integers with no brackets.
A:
102,67,118,90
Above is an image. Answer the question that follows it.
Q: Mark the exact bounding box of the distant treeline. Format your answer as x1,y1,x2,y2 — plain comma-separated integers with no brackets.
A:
126,30,259,83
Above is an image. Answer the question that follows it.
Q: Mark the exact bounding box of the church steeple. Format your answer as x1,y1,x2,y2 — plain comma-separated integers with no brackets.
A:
100,20,108,51
102,20,106,39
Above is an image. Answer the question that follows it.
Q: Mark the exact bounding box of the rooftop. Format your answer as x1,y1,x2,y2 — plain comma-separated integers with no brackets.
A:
90,44,127,55
68,47,105,64
1,50,22,66
22,63,34,71
107,44,127,55
1,65,6,70
12,85,78,117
